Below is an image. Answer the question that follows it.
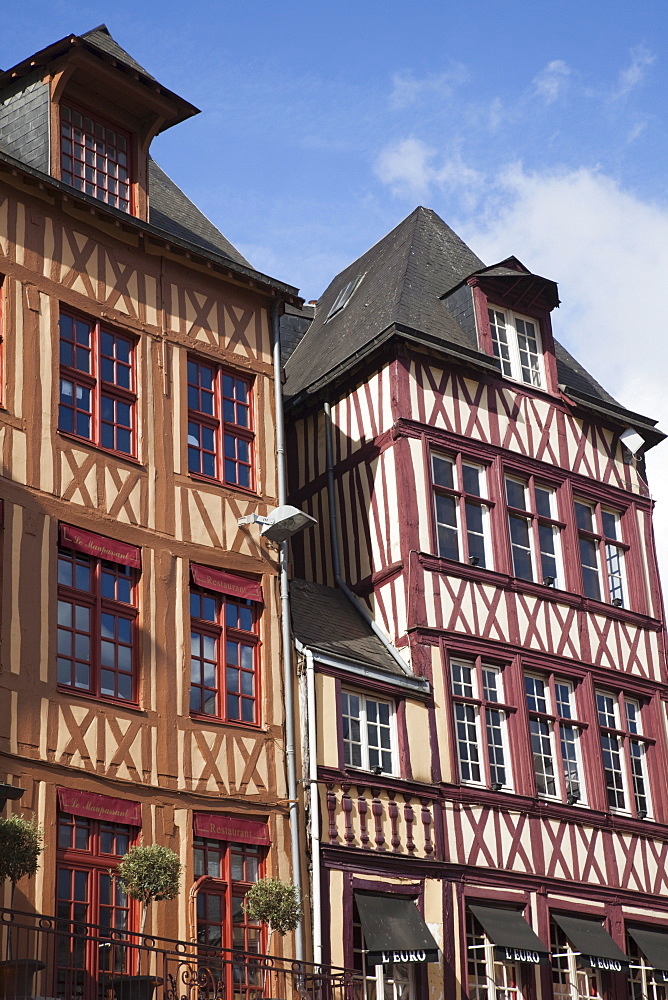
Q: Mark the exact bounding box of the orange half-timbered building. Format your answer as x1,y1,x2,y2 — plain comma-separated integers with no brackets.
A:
285,208,668,1000
0,24,304,990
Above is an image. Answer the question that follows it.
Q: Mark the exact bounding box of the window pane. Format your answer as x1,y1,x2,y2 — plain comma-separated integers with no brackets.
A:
462,464,483,496
432,455,455,489
505,478,527,510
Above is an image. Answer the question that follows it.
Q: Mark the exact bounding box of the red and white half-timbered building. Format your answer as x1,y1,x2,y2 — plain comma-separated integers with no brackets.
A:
284,207,668,1000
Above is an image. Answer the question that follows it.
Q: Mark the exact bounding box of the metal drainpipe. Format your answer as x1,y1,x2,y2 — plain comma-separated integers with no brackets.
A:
323,401,413,677
271,297,304,962
294,639,322,967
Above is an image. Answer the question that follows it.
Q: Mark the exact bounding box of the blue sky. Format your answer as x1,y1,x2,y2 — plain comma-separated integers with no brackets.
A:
3,1,668,571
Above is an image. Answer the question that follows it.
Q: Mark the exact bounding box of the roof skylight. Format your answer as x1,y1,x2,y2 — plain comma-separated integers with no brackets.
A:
326,273,365,321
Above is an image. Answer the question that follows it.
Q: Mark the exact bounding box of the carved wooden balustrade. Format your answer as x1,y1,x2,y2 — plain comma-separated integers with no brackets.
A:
321,775,439,857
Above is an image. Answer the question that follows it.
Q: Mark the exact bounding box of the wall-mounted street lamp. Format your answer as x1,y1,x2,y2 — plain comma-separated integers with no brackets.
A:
0,783,25,811
238,504,317,544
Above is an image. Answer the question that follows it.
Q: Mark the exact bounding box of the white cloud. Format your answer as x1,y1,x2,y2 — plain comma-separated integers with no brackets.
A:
611,44,656,100
374,139,484,202
460,165,668,582
389,66,468,110
374,137,436,197
532,59,572,103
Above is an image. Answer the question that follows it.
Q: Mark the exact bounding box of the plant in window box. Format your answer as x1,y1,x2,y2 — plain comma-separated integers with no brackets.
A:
244,877,301,999
0,814,45,997
113,845,182,1000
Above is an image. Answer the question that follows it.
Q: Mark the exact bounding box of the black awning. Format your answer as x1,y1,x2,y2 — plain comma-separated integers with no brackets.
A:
354,892,440,966
628,928,668,974
552,914,629,970
469,905,549,964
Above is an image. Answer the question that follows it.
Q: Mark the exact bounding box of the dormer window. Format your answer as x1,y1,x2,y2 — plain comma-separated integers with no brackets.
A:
60,104,131,212
488,306,544,388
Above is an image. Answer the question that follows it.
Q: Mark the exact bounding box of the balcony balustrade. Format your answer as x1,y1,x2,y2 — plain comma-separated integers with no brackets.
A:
0,908,354,1000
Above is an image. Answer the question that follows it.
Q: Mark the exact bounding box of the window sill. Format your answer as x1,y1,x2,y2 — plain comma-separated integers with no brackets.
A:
319,764,439,800
418,552,662,628
57,685,144,714
57,430,143,468
189,712,262,732
187,471,259,498
442,782,666,832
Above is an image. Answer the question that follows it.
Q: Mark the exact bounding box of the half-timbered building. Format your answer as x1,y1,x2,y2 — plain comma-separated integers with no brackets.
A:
0,25,306,993
285,207,668,1000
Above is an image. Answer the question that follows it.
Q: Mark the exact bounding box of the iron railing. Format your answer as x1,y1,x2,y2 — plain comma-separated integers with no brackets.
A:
0,908,356,1000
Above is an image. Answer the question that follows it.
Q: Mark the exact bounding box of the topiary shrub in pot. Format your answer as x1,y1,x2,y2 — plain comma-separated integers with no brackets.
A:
0,814,45,997
244,878,301,999
113,845,182,1000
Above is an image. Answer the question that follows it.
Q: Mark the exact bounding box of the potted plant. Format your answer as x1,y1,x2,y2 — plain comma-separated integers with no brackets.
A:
112,844,182,1000
0,814,44,998
244,877,301,999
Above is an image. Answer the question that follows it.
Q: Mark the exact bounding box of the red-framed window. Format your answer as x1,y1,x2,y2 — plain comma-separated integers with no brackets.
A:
466,909,524,1000
60,104,131,213
0,275,4,405
524,672,586,805
575,499,628,606
195,838,265,999
596,689,652,818
352,896,417,1000
487,305,545,388
190,587,259,724
56,812,138,999
505,474,564,588
59,311,136,457
449,656,513,791
187,358,253,489
57,546,138,703
431,451,493,568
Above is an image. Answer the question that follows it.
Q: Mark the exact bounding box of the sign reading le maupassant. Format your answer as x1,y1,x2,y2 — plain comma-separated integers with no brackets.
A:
57,788,141,826
60,524,141,569
193,813,270,845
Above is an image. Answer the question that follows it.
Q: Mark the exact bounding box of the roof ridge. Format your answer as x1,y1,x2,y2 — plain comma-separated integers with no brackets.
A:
395,205,431,325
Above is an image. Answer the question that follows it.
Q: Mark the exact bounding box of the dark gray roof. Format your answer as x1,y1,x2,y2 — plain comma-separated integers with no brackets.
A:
80,25,156,80
149,159,250,266
283,206,662,442
285,207,484,400
290,579,404,676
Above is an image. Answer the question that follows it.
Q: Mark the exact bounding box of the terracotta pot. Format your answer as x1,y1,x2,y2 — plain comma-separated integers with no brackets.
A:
109,973,163,1000
0,958,46,999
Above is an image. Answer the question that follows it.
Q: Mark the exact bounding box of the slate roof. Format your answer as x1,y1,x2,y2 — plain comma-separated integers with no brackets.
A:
80,25,156,80
149,159,250,266
283,206,662,442
285,207,485,400
0,27,259,274
290,579,404,676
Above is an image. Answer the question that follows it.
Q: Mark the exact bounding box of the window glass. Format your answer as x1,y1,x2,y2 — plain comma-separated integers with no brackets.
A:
432,453,492,568
342,692,396,774
488,306,544,388
190,588,258,725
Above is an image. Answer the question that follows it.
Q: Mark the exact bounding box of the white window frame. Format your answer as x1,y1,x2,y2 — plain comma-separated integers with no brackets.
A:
628,934,668,1000
505,475,564,588
466,910,523,1000
574,499,629,606
341,690,398,776
450,658,513,791
551,922,603,1000
431,452,494,569
487,305,545,388
595,690,652,818
524,674,586,805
